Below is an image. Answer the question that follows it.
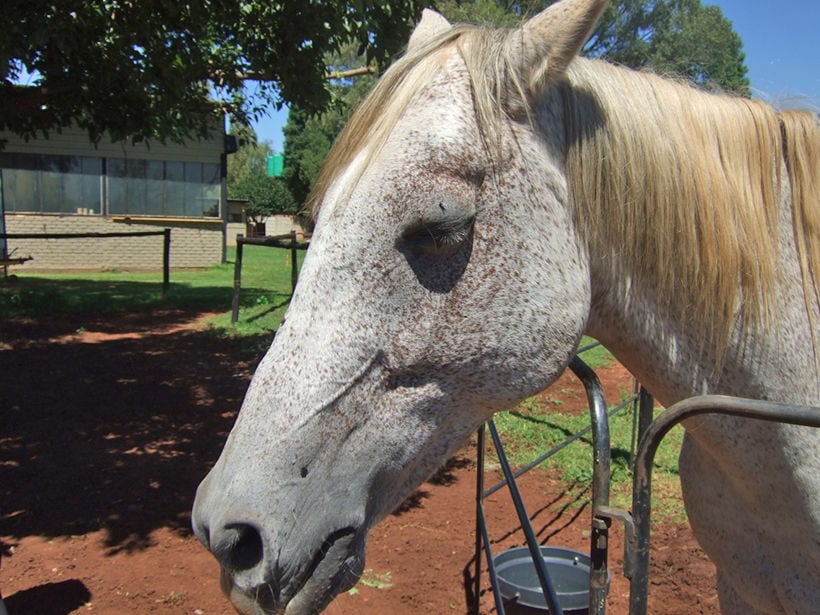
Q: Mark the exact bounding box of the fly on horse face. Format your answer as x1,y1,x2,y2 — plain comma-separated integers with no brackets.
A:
193,0,819,613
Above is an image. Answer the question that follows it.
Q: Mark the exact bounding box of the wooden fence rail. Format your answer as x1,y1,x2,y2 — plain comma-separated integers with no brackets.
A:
1,229,171,294
231,232,310,323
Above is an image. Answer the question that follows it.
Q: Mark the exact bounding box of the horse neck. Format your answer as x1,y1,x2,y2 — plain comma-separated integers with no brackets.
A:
584,209,820,408
553,59,820,407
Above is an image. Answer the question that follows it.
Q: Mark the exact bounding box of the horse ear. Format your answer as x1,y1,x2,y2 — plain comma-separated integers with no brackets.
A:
510,0,608,90
407,9,452,53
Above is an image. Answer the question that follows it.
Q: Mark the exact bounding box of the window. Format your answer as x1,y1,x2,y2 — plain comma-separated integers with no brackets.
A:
0,152,221,218
108,159,221,218
0,153,102,214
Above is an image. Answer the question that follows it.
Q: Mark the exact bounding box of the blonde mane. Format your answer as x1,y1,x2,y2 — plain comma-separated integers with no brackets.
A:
561,60,819,350
310,24,819,352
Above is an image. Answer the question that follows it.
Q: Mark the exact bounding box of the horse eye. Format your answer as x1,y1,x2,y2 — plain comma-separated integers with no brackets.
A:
400,214,475,257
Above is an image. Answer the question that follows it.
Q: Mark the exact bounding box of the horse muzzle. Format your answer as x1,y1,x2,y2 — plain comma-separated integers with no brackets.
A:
192,503,365,615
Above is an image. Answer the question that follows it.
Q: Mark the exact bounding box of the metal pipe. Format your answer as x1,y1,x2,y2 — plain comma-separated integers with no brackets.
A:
478,499,507,614
488,420,565,615
474,425,486,615
568,357,611,615
629,395,820,615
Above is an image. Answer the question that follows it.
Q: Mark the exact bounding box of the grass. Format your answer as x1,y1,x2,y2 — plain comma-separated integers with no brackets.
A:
160,591,186,606
357,569,394,590
1,245,298,337
575,336,615,369
346,568,394,596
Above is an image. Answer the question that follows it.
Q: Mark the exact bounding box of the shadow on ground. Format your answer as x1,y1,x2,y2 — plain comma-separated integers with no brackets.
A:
3,579,91,615
0,310,269,553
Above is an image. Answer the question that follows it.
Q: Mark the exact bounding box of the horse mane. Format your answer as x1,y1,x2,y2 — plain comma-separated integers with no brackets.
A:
310,24,819,353
560,60,819,351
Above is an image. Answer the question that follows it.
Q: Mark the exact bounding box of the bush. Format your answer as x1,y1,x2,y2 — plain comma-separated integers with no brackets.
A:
233,174,298,220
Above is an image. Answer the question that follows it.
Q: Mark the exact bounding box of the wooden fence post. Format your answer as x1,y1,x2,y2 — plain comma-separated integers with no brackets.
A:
290,231,299,293
231,235,244,323
162,228,171,296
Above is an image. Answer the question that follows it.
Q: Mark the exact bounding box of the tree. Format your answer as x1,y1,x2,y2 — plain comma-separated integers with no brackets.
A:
283,109,336,208
1,0,426,144
228,124,297,218
283,43,378,207
233,173,298,221
435,0,522,26
647,1,749,95
227,126,274,199
437,1,749,95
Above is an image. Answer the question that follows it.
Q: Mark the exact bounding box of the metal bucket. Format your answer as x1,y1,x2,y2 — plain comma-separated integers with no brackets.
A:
493,546,605,614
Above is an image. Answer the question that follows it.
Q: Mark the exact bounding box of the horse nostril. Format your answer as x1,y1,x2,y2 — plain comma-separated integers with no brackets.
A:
212,523,265,573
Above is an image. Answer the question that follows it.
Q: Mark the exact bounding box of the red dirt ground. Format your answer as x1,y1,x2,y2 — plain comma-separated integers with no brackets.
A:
0,310,718,614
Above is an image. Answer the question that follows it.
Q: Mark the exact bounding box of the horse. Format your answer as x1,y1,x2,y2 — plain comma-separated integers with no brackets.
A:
192,1,820,613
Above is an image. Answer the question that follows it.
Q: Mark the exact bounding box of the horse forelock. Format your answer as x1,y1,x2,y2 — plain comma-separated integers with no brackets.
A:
307,24,527,221
306,28,465,220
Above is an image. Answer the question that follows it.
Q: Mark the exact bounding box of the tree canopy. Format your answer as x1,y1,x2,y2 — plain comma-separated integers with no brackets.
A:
1,0,425,143
436,1,749,95
227,127,272,195
3,0,748,146
283,42,378,207
233,172,298,221
227,125,298,217
646,1,749,94
282,0,750,209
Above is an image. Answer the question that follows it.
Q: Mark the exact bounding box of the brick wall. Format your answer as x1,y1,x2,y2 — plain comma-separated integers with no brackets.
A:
4,214,223,270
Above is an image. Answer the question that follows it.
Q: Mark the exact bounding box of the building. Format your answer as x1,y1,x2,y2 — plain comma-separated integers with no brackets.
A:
225,198,303,247
0,122,233,270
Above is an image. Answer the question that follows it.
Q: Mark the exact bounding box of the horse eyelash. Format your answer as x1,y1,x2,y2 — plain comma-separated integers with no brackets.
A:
412,221,472,254
428,225,468,247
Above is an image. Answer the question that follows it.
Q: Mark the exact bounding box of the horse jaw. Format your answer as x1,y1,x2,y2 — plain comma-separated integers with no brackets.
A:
193,337,500,615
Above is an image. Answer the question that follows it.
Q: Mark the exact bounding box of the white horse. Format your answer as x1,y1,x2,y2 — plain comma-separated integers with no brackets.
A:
193,1,819,613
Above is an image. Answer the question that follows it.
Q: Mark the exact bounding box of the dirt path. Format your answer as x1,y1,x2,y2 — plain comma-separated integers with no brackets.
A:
0,311,717,614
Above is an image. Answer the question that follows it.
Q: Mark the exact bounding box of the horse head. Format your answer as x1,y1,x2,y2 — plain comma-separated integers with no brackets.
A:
193,2,608,613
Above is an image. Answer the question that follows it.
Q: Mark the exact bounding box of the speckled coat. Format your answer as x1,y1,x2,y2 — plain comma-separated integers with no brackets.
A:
192,2,819,614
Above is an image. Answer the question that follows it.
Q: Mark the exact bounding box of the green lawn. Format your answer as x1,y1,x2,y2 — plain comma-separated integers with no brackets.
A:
1,245,298,337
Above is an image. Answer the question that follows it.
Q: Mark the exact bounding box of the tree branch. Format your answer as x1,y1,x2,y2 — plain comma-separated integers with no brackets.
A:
324,66,376,80
234,66,376,82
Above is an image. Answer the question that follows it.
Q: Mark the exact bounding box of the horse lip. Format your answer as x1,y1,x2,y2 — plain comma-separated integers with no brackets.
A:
220,526,363,615
221,568,277,615
285,526,364,614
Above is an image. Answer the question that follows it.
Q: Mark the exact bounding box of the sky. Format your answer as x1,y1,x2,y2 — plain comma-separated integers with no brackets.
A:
252,0,819,151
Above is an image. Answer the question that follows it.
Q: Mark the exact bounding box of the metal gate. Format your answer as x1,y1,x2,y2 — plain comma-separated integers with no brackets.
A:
474,352,820,614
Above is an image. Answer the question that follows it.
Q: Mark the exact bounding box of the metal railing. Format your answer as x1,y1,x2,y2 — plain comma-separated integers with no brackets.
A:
474,348,819,614
474,345,646,615
623,395,820,615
